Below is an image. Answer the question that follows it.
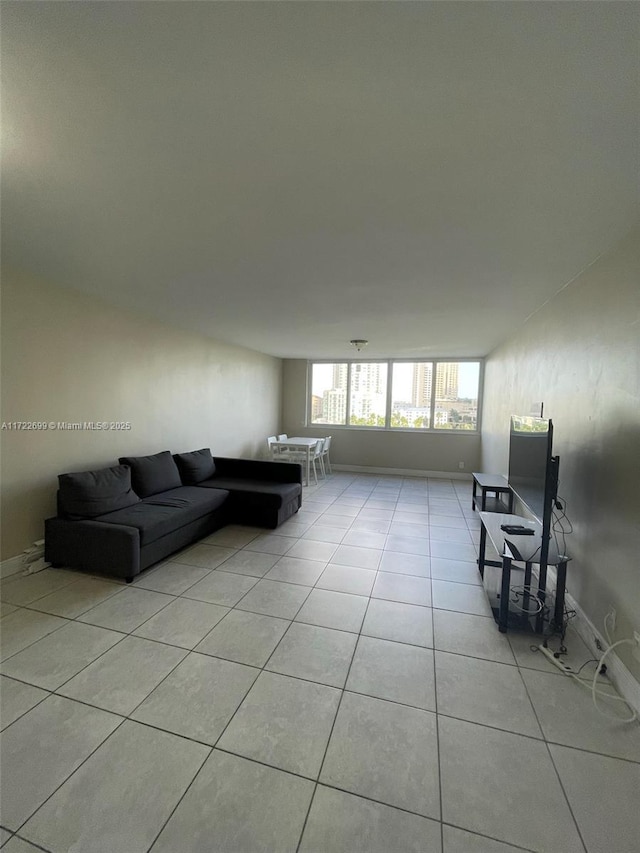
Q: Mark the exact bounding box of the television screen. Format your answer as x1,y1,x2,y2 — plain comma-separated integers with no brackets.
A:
508,415,554,523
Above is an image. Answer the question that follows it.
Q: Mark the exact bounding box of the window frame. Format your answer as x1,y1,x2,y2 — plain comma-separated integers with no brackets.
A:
307,357,484,434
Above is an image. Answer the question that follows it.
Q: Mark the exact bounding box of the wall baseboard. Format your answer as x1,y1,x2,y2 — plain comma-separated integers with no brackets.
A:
564,588,640,715
0,555,24,580
332,464,472,481
540,566,640,715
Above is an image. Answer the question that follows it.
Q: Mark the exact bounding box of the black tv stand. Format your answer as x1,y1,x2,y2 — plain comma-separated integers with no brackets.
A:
471,472,514,514
478,511,570,634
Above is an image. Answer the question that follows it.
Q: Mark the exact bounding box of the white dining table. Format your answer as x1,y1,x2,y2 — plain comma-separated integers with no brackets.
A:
271,437,319,486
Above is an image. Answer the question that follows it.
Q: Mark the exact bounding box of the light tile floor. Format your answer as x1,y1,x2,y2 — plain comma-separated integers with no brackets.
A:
1,473,639,853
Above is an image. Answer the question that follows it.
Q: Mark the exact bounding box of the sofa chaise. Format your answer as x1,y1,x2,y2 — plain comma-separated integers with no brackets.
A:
44,448,302,582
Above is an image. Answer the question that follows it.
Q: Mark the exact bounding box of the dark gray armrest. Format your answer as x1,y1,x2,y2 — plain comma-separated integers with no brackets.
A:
45,517,140,579
212,457,302,485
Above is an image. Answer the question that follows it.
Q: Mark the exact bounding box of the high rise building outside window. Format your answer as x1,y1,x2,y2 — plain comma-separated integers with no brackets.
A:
309,360,481,430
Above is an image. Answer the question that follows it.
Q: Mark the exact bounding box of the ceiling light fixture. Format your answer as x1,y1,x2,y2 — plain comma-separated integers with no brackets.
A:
350,339,369,352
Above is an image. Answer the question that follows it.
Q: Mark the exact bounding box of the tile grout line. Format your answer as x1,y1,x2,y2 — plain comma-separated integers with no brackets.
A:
299,477,385,850
441,820,539,853
435,485,484,847
143,744,213,853
429,515,446,849
205,478,371,853
11,712,130,841
0,679,52,734
518,667,590,853
0,611,79,666
294,562,380,852
7,833,53,853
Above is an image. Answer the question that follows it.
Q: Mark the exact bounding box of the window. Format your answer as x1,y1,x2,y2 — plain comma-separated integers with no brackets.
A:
391,362,432,429
349,362,387,426
309,359,481,431
310,363,347,425
434,361,480,430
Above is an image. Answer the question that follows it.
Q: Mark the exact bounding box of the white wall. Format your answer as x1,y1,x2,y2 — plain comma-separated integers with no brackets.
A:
481,226,640,679
282,359,480,476
0,269,282,559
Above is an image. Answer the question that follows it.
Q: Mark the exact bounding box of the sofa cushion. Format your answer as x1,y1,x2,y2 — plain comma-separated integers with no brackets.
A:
199,477,301,509
118,451,182,498
94,486,229,545
59,465,140,519
174,448,216,485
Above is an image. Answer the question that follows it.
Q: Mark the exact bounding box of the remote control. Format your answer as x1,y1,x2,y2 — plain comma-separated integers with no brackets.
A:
500,525,535,535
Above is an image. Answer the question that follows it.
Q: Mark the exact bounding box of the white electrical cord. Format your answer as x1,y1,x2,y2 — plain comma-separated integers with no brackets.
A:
603,609,615,646
588,639,637,724
537,635,637,723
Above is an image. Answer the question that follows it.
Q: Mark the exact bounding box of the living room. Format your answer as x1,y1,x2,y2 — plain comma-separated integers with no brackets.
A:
1,3,639,853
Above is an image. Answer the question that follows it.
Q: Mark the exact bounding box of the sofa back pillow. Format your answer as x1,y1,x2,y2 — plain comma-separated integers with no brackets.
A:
118,451,182,497
174,448,216,485
59,465,140,519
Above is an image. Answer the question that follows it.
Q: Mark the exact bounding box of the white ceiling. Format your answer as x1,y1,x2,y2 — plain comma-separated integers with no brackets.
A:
2,1,638,359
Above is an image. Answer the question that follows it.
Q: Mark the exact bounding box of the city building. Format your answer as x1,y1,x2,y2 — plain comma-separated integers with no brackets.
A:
435,363,459,401
349,363,386,421
412,362,433,408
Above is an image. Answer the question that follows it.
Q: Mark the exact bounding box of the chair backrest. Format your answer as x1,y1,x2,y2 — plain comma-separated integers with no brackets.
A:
267,436,277,447
277,434,287,441
322,436,331,453
313,438,325,458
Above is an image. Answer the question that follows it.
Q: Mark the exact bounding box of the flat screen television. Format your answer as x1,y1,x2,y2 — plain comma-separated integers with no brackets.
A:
483,415,561,633
508,415,556,524
508,414,559,571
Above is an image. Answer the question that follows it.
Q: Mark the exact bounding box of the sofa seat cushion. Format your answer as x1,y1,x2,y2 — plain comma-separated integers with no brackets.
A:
199,478,301,508
94,486,229,545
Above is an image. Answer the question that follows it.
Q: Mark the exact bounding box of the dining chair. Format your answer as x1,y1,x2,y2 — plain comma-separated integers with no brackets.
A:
280,440,316,485
269,433,301,465
321,435,332,474
311,438,325,482
267,435,281,460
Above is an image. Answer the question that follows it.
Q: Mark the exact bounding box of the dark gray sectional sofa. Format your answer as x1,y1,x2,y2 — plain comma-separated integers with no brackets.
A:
44,448,302,582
